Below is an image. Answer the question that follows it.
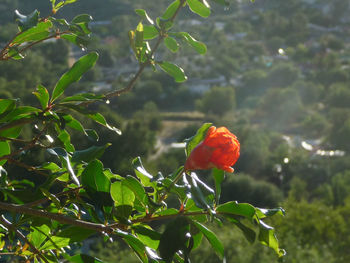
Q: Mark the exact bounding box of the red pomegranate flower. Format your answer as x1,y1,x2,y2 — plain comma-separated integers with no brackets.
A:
184,126,240,173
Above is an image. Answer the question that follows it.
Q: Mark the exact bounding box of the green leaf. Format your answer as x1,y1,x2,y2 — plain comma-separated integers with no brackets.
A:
235,221,256,244
133,225,161,250
123,175,149,207
0,142,10,166
72,14,93,24
59,93,104,103
191,221,224,259
0,99,16,120
158,61,187,83
258,221,285,257
52,0,78,12
188,173,213,210
185,123,212,156
58,129,75,152
6,47,24,60
135,9,154,24
187,0,211,18
143,25,158,40
171,32,207,55
216,201,256,219
40,188,61,209
63,115,85,133
132,157,155,188
14,9,39,31
81,160,110,194
61,33,90,48
71,14,93,35
255,207,285,219
33,84,49,110
40,226,95,250
164,37,179,53
162,0,181,20
71,144,111,163
0,126,22,139
111,181,135,207
12,21,53,44
0,106,40,122
66,254,104,263
87,112,121,135
47,147,80,186
29,224,50,248
225,216,256,244
159,217,191,262
116,230,148,263
212,168,224,204
51,52,98,102
85,129,99,142
161,178,189,201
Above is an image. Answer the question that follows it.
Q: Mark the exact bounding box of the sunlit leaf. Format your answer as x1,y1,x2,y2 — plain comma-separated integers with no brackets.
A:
171,32,207,55
51,52,98,102
12,21,53,44
111,181,135,207
135,9,154,24
216,201,256,219
47,147,80,186
71,144,111,163
191,221,224,259
132,157,155,188
162,0,181,20
143,25,158,40
212,168,224,204
0,141,10,166
258,221,286,257
158,61,187,83
116,230,148,263
33,84,49,110
133,225,161,250
187,0,211,18
184,123,212,156
164,37,179,53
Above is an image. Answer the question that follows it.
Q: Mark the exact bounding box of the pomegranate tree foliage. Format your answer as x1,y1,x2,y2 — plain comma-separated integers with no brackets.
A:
0,0,284,262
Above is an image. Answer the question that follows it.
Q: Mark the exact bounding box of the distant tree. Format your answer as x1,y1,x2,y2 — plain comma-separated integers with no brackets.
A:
267,63,300,88
195,86,236,115
326,83,350,108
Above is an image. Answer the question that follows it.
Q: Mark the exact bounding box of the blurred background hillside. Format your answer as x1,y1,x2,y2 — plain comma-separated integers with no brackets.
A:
0,0,350,262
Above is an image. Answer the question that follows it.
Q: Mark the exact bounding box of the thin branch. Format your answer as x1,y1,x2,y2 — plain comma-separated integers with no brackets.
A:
0,136,31,143
7,158,51,178
0,123,49,162
0,31,22,58
0,118,35,133
0,201,113,233
109,211,208,228
22,186,83,207
0,215,49,263
17,30,70,55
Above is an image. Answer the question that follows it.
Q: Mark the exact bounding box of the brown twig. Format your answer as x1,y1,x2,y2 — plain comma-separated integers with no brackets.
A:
0,215,50,263
0,122,49,162
7,158,51,178
22,186,83,207
0,202,113,233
